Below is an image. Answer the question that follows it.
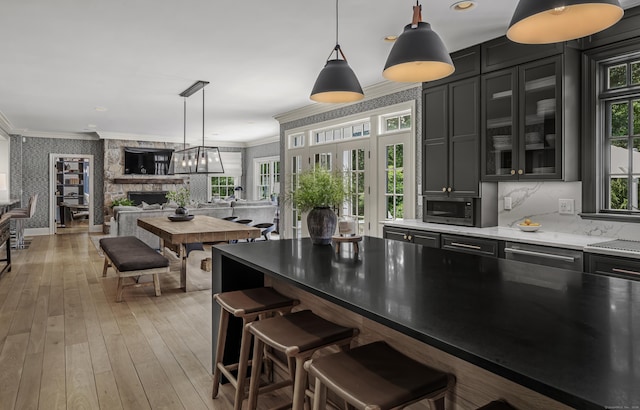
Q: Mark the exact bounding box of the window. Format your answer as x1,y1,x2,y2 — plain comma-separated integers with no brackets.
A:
210,176,238,199
290,134,305,148
313,120,370,145
382,112,412,133
600,58,640,214
254,156,280,200
384,143,405,219
290,155,303,238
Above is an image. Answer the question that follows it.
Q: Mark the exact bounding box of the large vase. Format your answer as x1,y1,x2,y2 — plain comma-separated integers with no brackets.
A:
307,207,337,245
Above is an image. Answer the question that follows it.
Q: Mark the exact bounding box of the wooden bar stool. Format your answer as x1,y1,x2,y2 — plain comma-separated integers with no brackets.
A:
304,341,455,410
212,287,298,410
244,309,358,410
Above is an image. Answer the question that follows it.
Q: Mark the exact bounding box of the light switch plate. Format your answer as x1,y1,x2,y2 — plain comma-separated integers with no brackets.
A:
504,196,512,210
559,199,574,215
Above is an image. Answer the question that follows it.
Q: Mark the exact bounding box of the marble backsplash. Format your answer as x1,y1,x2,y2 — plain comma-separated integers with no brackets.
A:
498,181,640,241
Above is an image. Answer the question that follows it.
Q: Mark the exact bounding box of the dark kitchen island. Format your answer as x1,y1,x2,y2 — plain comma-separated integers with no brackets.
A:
212,236,640,410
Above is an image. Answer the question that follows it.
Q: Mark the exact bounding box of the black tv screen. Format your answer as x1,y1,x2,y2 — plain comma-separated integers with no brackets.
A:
124,147,174,175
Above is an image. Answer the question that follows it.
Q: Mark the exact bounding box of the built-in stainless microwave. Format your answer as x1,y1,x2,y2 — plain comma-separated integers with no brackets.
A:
423,193,497,227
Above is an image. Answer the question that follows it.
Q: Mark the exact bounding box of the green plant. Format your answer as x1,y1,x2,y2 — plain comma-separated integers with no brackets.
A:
286,166,349,213
166,187,190,207
110,197,134,207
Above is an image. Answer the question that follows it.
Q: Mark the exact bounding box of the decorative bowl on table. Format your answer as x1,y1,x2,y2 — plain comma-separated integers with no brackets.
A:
168,214,194,222
517,220,541,232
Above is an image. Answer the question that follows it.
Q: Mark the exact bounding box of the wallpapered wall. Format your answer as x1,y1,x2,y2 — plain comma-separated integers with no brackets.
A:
10,135,105,228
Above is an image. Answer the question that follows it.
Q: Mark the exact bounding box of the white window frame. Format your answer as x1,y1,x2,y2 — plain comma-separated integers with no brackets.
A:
253,155,280,200
283,101,416,239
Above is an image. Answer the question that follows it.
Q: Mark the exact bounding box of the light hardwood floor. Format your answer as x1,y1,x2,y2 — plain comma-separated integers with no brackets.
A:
0,233,287,410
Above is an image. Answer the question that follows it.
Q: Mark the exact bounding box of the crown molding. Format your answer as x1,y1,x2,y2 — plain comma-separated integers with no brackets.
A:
98,131,180,143
21,130,100,140
244,135,280,147
274,80,419,124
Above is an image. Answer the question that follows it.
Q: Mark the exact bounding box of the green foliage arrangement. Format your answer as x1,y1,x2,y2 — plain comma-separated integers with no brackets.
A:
287,166,349,213
110,197,134,207
166,187,191,207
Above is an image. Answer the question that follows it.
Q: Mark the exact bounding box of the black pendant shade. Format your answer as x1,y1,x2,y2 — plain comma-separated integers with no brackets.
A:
507,0,623,44
310,58,364,103
383,5,454,83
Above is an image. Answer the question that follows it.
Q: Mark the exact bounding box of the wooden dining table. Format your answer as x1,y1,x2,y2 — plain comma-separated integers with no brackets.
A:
137,215,261,291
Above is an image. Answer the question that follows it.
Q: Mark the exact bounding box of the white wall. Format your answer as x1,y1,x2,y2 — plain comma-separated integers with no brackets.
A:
0,137,10,200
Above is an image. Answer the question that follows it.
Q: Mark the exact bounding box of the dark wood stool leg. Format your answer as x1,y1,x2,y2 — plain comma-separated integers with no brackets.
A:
233,317,253,410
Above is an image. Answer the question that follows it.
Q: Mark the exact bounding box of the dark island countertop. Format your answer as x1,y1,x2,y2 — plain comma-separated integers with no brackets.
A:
212,236,640,410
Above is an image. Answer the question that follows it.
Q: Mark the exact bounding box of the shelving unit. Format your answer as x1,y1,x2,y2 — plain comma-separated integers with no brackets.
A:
55,158,89,227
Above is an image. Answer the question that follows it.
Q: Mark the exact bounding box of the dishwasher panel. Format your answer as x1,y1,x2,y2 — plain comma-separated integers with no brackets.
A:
504,242,584,271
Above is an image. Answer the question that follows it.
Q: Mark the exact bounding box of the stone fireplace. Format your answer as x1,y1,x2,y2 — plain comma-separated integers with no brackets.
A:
127,191,169,206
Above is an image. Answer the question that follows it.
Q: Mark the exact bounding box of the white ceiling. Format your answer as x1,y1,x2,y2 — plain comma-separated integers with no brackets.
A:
1,0,639,145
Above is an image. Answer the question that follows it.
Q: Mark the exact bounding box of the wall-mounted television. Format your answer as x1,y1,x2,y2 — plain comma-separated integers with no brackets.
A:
124,147,174,175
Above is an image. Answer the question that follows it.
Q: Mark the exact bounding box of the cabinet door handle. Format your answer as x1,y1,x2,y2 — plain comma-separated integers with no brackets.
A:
504,247,576,262
407,235,413,241
442,187,447,192
510,170,516,175
518,169,523,175
612,268,640,276
447,187,452,192
450,242,482,250
403,235,407,240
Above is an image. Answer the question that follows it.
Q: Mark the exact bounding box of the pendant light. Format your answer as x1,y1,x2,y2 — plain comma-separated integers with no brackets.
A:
310,0,364,103
507,0,623,44
170,81,224,174
383,1,454,83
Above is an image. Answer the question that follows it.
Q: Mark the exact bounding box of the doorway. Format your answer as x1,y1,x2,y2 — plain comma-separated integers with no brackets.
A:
49,154,94,235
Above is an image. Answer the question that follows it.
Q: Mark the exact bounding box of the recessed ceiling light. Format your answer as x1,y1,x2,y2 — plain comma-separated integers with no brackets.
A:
87,124,96,128
384,35,398,42
94,106,108,112
451,1,476,11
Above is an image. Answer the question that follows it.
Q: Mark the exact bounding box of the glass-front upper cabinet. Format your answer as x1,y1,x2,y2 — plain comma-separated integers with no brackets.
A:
519,58,561,179
482,55,569,181
482,68,517,179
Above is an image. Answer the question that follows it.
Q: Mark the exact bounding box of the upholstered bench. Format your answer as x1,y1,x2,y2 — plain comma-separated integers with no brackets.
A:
99,236,170,302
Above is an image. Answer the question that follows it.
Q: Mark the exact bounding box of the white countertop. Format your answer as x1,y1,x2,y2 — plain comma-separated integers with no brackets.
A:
383,219,631,255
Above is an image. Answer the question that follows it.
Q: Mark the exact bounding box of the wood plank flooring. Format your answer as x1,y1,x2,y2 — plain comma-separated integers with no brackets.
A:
0,233,288,410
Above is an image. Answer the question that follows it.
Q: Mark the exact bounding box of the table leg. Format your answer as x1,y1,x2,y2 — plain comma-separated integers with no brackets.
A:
180,244,187,291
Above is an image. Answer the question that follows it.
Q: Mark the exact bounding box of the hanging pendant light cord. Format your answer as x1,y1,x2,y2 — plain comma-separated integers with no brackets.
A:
202,88,205,147
327,0,349,62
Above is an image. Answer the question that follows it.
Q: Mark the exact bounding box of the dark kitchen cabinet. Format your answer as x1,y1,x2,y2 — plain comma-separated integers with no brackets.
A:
481,52,580,181
441,234,499,257
423,76,480,197
383,226,440,248
587,254,640,281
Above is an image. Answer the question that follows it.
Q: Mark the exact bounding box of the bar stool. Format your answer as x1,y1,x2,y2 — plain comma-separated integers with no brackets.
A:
8,193,38,249
212,287,298,410
304,341,455,410
245,309,358,410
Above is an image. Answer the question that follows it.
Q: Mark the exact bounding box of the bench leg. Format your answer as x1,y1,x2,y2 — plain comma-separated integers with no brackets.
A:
102,258,110,277
153,273,161,297
116,277,125,303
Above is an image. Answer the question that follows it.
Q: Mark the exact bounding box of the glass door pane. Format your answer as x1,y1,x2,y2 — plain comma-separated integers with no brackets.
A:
384,143,404,220
484,70,516,178
521,60,558,176
341,147,367,235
